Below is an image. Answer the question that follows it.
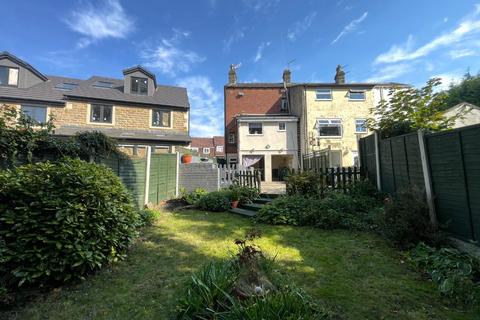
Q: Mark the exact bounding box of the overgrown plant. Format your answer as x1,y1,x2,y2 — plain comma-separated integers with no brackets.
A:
409,243,480,305
367,78,460,138
197,190,232,212
180,187,208,205
229,185,259,204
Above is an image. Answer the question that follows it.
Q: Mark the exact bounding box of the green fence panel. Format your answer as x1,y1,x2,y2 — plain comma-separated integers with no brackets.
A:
391,136,409,190
459,126,480,241
427,132,473,241
379,139,395,194
404,134,424,189
360,134,377,185
148,153,177,204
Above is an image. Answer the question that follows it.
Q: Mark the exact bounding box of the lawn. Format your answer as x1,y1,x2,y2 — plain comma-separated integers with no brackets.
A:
5,209,479,320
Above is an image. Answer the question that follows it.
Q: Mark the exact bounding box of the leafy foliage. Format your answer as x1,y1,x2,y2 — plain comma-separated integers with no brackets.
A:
445,72,480,108
197,190,232,212
367,78,459,138
257,183,383,231
285,171,325,197
409,243,480,305
0,104,121,169
0,158,139,288
137,209,158,227
180,187,208,205
228,185,259,204
378,186,442,249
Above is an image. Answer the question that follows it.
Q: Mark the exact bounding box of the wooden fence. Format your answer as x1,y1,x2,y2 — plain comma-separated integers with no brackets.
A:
218,164,253,188
359,124,480,244
302,148,330,171
234,170,262,191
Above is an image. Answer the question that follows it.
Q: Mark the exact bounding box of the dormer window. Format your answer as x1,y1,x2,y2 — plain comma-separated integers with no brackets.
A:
131,77,148,95
0,66,19,87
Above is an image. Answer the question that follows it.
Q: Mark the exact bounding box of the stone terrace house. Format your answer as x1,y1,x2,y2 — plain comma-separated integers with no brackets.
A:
224,65,299,182
0,52,190,154
190,136,225,161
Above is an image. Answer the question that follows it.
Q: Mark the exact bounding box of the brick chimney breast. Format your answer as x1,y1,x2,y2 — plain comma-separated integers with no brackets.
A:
334,65,345,84
228,64,237,84
283,69,291,84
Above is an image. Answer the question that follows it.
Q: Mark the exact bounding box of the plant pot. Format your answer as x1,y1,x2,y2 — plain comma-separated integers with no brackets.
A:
231,200,239,208
181,154,192,163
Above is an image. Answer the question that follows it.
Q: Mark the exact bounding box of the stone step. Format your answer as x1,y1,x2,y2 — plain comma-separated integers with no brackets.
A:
229,207,257,217
253,198,272,204
240,203,264,212
260,193,282,199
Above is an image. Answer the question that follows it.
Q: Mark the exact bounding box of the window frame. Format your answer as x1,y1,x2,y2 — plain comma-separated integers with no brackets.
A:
0,66,19,87
280,98,287,111
20,105,48,124
90,104,113,124
355,118,368,133
278,122,286,131
316,118,343,138
151,109,172,128
349,89,366,101
190,147,199,152
248,122,263,135
202,147,210,154
315,89,332,101
54,82,78,91
216,145,223,153
131,76,148,95
228,133,235,144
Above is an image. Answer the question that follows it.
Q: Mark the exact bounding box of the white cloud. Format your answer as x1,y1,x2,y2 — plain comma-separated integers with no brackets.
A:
176,76,223,137
331,11,368,44
223,28,246,52
287,12,317,41
448,48,475,59
374,6,480,64
434,72,464,91
365,63,413,82
66,0,134,48
253,42,271,62
242,0,279,12
140,30,205,77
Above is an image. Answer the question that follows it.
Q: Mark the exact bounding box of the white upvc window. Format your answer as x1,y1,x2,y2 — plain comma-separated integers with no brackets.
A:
315,89,332,100
248,123,263,135
316,119,342,137
228,133,235,144
216,145,223,152
278,122,286,131
190,147,199,152
203,147,210,154
355,119,367,133
349,89,366,101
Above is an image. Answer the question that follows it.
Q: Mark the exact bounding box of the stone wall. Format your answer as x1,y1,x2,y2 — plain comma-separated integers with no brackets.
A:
178,163,219,192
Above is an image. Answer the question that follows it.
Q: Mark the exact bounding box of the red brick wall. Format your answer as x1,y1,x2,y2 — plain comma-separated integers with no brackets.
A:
224,87,285,154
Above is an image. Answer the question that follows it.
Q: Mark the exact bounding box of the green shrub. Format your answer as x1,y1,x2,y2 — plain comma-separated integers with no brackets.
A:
409,243,480,305
197,190,232,212
180,187,208,205
0,158,139,287
379,186,441,249
285,171,324,197
138,209,158,227
256,195,313,225
229,185,259,204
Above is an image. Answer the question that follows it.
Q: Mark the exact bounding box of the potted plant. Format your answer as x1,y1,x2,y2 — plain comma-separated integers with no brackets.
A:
230,189,240,209
181,151,193,164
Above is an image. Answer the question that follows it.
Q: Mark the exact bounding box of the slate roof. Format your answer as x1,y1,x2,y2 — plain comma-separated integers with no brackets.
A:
0,52,189,109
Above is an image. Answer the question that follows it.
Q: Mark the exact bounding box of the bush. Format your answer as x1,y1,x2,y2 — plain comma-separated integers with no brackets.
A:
379,186,441,249
137,209,158,227
409,243,480,305
0,158,139,287
256,195,315,225
229,185,259,204
285,171,324,196
180,187,208,205
197,190,232,212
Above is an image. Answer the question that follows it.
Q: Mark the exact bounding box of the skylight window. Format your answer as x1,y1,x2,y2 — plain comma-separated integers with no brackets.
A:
92,81,114,88
54,83,78,90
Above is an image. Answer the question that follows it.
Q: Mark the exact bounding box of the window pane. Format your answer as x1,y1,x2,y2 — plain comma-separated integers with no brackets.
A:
103,106,112,123
355,119,367,132
21,106,46,123
162,111,170,127
228,133,235,143
91,105,102,122
0,67,8,85
316,89,332,100
152,109,170,127
319,126,341,136
8,68,18,86
350,91,365,100
139,78,148,94
131,77,148,95
131,78,139,93
278,122,286,130
248,123,262,134
216,146,223,152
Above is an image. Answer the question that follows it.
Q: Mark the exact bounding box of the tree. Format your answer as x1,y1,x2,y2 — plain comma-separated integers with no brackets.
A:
367,78,459,138
445,73,480,108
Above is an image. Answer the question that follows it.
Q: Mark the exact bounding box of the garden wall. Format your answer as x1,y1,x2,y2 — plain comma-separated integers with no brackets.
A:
178,163,219,192
359,124,480,244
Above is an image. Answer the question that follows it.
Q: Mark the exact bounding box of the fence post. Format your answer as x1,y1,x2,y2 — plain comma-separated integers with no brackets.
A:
175,151,180,197
418,130,437,229
374,131,382,191
144,146,152,206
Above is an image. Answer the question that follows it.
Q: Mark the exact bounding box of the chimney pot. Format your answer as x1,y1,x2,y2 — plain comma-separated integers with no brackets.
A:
334,65,345,84
283,69,291,84
228,64,237,84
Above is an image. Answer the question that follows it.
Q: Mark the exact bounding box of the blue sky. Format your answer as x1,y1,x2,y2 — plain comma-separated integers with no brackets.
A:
2,0,480,136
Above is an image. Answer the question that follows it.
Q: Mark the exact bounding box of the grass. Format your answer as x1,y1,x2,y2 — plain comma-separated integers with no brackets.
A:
4,209,479,320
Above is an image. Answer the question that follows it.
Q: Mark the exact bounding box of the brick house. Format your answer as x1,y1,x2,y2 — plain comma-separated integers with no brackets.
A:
224,66,299,182
190,136,225,161
0,52,190,153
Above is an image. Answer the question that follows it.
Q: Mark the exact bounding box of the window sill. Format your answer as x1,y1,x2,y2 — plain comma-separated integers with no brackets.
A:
246,134,264,136
315,98,332,101
149,125,173,129
87,121,114,126
355,131,368,134
348,99,366,102
317,136,342,139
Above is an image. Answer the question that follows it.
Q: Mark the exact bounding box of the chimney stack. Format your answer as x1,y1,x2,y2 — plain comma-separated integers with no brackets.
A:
334,65,345,84
282,69,291,84
228,64,237,84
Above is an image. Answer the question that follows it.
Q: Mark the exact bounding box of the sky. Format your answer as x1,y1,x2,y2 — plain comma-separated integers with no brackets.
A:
1,0,480,137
